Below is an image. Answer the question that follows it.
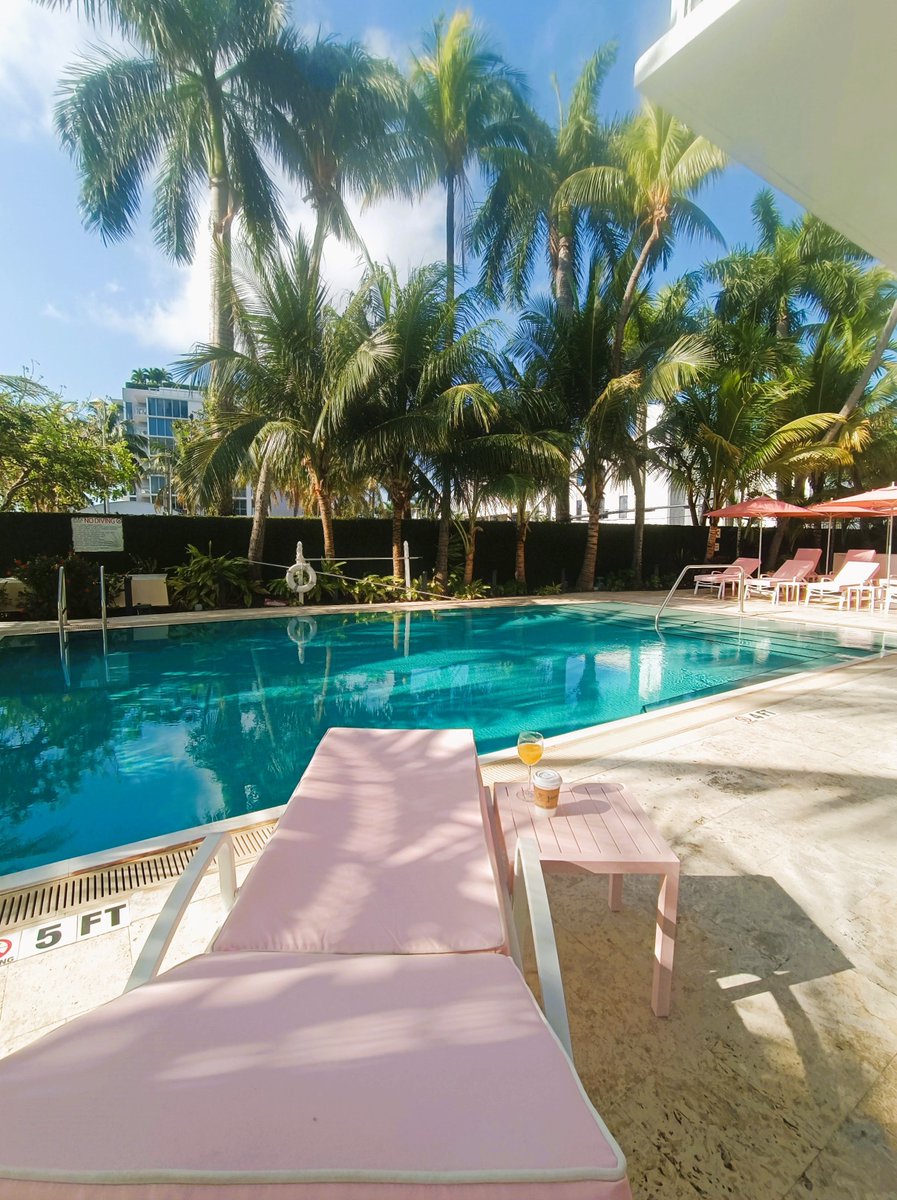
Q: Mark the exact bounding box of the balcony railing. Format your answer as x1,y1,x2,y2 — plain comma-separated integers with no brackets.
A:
670,0,705,20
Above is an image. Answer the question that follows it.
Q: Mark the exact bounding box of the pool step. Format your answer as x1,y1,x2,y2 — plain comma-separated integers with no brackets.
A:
0,822,276,934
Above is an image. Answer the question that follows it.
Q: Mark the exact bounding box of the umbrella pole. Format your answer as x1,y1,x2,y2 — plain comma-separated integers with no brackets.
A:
758,521,763,570
825,519,833,574
888,515,893,583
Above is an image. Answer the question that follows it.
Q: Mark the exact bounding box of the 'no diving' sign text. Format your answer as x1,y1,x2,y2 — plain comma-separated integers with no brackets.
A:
0,903,130,966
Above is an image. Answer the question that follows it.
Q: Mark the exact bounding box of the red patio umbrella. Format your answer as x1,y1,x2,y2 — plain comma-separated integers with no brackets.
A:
706,495,808,567
823,484,897,579
804,501,881,575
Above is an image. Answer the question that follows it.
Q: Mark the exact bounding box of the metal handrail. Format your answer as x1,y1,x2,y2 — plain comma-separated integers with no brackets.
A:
57,565,68,646
655,563,748,632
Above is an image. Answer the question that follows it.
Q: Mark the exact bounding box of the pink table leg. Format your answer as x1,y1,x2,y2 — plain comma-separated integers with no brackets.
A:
652,868,680,1017
608,874,624,911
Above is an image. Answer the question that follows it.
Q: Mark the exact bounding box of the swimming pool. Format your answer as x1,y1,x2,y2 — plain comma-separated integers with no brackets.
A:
0,603,888,876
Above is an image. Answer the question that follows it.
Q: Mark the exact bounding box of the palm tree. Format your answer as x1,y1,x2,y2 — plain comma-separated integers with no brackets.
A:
176,233,384,564
280,38,410,279
470,47,617,521
557,102,726,377
44,0,304,355
321,263,498,580
653,313,843,550
405,10,530,586
470,46,618,314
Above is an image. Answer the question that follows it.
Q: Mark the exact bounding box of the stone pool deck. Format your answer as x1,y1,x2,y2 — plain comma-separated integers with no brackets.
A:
1,593,895,1198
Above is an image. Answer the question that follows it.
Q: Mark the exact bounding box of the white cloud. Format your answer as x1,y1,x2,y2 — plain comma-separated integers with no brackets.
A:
283,186,447,300
362,25,408,68
86,229,212,354
42,301,71,323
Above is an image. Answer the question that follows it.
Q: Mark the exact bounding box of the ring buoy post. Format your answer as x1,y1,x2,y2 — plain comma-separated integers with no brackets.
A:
285,542,317,606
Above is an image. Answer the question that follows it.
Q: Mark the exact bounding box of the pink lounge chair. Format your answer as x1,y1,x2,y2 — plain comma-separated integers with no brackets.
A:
803,560,880,607
744,557,812,604
693,556,761,599
0,728,632,1200
792,547,822,578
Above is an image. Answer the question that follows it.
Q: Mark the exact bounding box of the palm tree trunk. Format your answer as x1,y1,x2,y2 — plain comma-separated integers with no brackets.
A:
310,470,336,559
435,460,452,590
612,217,663,375
631,462,647,584
554,230,576,316
576,465,605,592
208,102,234,356
515,501,528,586
247,453,273,574
445,172,456,308
434,174,458,590
310,211,327,283
389,484,405,582
463,515,477,586
822,295,897,440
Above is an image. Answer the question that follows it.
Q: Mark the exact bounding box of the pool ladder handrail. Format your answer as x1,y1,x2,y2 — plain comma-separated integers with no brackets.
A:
655,563,748,633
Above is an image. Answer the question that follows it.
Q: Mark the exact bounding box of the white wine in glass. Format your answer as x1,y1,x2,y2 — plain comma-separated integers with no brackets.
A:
517,731,544,797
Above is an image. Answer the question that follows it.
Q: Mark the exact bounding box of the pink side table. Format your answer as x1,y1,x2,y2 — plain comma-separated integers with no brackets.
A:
494,779,680,1017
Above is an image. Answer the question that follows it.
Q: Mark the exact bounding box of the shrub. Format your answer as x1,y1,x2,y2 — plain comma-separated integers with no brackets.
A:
15,553,102,619
168,543,264,610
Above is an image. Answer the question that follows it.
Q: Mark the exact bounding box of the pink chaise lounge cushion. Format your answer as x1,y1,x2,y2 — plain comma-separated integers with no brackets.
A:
213,727,508,955
0,951,630,1199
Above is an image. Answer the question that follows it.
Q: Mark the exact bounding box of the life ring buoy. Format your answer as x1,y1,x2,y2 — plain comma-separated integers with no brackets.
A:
287,615,318,647
286,560,317,594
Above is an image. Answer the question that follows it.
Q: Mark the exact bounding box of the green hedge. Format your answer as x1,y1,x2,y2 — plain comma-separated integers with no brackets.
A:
0,511,749,590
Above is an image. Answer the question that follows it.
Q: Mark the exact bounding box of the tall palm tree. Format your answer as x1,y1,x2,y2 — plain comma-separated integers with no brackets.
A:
557,103,727,377
405,10,529,586
280,38,410,279
176,233,384,564
470,46,618,314
44,0,304,355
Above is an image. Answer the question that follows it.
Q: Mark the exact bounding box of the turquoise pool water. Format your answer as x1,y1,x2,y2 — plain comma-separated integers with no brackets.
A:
0,603,888,876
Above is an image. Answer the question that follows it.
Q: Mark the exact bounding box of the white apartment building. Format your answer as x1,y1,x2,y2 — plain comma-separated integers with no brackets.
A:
92,382,256,516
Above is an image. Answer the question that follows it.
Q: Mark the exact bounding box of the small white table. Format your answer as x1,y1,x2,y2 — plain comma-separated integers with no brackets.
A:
494,779,680,1017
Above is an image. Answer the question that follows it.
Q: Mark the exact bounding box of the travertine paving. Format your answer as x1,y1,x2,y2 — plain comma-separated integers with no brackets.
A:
1,595,895,1198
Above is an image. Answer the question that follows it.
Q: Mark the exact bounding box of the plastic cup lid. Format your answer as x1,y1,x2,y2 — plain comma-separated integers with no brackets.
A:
532,768,562,788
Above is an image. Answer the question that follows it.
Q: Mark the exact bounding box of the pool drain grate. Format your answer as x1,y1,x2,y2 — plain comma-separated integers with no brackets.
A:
0,823,276,933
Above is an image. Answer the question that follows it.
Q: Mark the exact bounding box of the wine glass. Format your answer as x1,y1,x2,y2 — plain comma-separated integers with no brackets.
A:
517,731,544,798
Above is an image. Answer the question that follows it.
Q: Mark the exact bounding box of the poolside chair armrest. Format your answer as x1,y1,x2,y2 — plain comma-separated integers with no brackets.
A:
126,832,237,993
511,837,573,1057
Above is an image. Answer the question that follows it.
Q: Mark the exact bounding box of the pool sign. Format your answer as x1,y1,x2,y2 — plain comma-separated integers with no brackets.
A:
72,516,124,552
0,902,130,965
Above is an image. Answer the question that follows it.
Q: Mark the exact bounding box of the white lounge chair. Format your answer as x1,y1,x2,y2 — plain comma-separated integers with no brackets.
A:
803,560,880,608
0,728,633,1200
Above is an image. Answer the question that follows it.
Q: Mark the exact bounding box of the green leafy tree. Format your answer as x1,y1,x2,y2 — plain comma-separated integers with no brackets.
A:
0,379,135,512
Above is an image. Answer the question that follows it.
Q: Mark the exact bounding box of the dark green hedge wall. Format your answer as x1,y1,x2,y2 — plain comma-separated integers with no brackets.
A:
0,511,752,588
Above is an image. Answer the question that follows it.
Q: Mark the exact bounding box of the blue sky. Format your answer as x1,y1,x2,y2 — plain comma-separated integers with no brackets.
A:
0,0,800,404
